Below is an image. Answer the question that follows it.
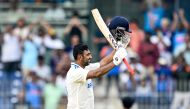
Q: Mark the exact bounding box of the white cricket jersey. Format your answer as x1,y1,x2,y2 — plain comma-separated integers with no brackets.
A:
66,62,100,109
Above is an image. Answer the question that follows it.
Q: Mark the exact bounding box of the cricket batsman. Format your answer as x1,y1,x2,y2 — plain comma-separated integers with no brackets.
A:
65,16,131,109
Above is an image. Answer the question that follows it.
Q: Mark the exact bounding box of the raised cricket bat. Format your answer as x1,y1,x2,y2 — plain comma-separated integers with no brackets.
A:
91,8,135,75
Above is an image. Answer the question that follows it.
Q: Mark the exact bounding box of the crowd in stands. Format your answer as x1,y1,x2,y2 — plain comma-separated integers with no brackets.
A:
0,9,87,108
0,0,189,109
93,1,190,109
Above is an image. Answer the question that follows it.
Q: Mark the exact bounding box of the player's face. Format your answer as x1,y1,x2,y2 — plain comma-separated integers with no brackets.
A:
82,50,92,66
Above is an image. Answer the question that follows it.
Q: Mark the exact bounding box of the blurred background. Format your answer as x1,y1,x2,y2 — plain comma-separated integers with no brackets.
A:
0,0,190,109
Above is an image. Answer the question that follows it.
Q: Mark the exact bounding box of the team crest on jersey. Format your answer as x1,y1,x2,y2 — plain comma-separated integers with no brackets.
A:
71,63,79,69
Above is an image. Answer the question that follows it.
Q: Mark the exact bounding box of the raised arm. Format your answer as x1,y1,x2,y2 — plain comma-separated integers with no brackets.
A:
87,47,126,79
87,62,115,79
179,9,189,30
171,12,179,31
99,50,116,67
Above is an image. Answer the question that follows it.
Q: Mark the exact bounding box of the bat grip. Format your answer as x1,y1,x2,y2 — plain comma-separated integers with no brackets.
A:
123,58,135,75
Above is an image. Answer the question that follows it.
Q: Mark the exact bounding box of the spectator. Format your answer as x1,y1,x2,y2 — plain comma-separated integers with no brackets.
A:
171,9,189,57
135,77,153,97
44,28,65,50
49,48,64,74
155,57,173,105
63,11,88,46
160,18,172,39
128,49,146,80
55,51,71,74
21,34,39,77
138,32,159,67
157,17,172,52
175,29,190,65
170,55,190,109
44,73,63,109
44,3,66,21
150,28,172,65
119,66,136,94
144,1,164,33
33,55,51,82
1,25,21,73
66,34,81,61
155,22,172,52
138,32,159,86
44,28,65,64
182,31,190,65
129,18,145,52
55,51,71,94
23,71,42,109
33,26,48,55
13,18,30,41
155,57,173,93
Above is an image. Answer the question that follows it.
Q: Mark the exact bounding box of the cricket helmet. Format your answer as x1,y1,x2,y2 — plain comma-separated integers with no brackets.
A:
108,16,132,48
108,16,131,33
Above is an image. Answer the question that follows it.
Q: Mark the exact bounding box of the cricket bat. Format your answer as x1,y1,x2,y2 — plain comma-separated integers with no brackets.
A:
91,8,135,75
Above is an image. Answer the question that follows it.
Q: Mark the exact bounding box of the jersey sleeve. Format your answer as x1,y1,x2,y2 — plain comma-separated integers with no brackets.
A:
85,63,100,70
71,68,89,83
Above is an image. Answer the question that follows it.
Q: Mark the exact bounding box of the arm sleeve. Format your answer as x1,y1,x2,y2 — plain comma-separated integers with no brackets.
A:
85,63,100,70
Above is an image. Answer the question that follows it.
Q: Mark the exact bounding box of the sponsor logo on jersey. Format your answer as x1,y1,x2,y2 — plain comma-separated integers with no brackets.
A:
87,80,93,88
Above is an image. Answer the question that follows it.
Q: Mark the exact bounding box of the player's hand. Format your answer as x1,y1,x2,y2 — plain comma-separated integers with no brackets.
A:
116,34,131,49
113,47,127,65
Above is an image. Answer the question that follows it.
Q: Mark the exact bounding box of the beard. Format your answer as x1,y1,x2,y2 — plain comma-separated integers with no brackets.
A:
83,59,91,66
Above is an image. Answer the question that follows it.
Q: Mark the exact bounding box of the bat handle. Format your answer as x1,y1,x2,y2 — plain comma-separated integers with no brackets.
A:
123,58,135,75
